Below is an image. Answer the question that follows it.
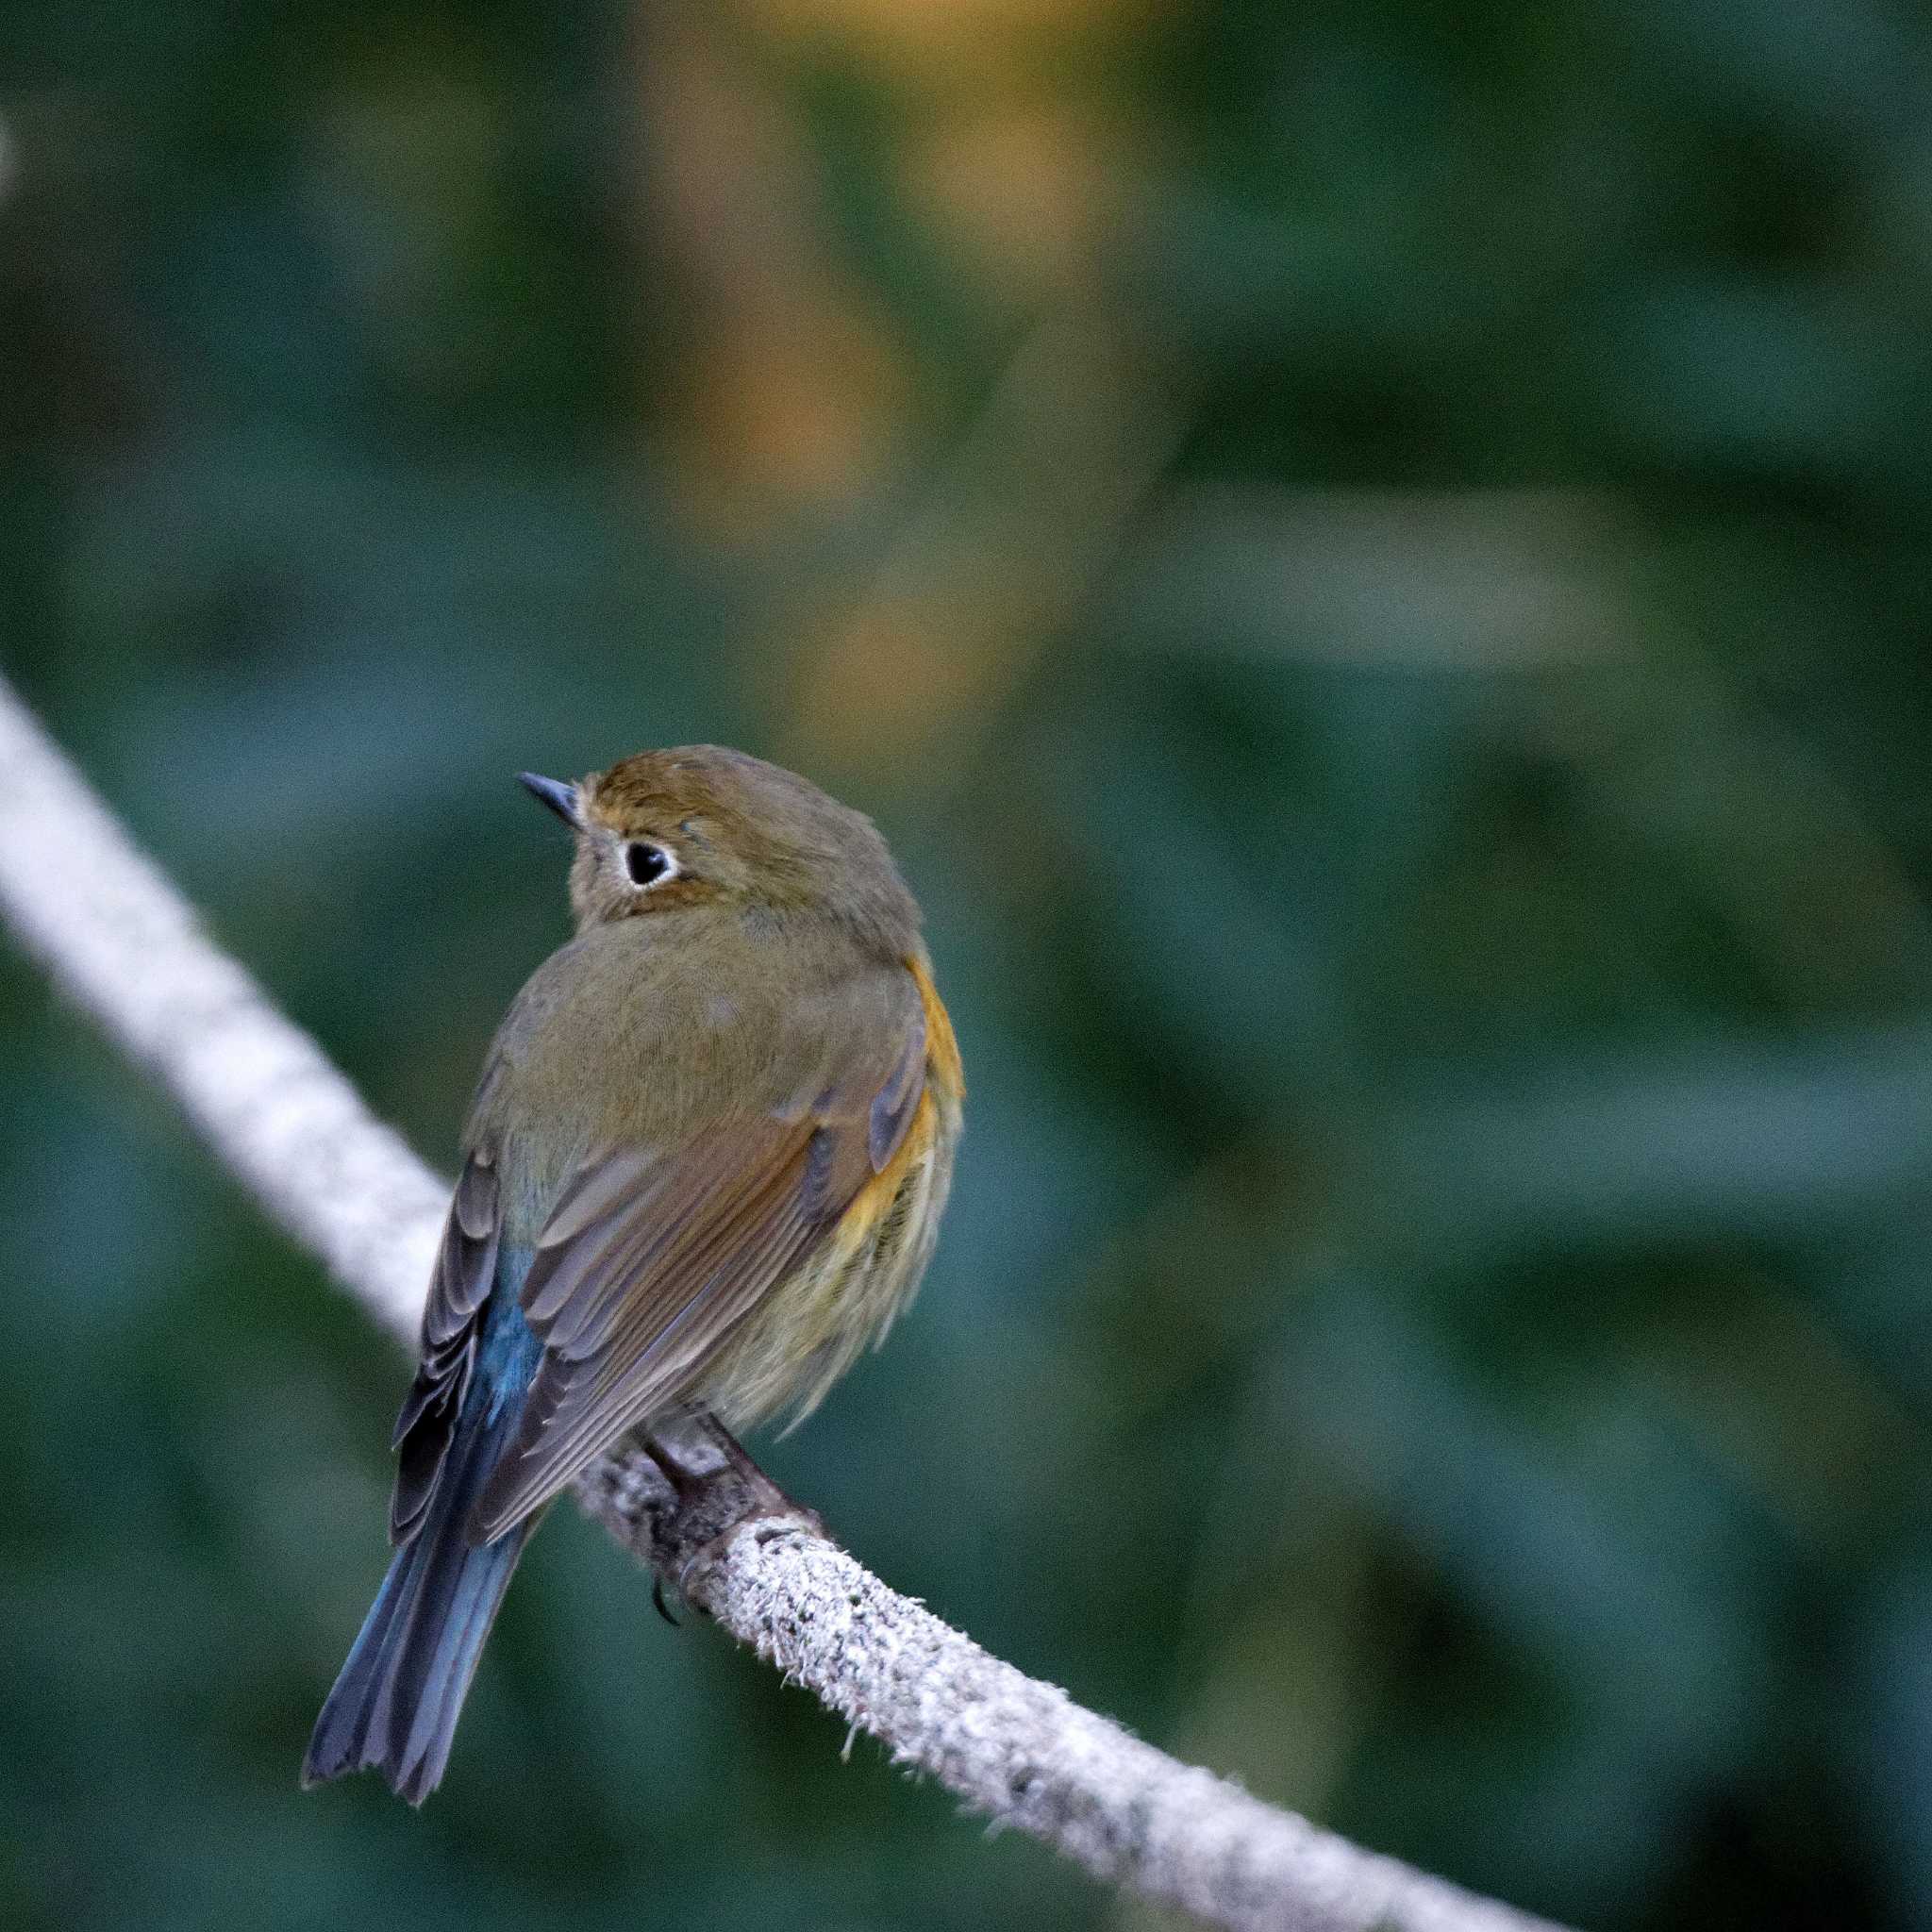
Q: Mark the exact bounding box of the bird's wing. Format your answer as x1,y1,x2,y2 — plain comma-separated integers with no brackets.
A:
389,1151,501,1543
465,973,931,1542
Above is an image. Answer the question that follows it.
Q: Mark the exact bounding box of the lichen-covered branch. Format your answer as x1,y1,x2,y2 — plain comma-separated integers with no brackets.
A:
0,670,1569,1932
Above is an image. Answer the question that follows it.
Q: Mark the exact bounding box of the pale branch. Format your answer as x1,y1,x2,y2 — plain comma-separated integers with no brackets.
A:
0,670,1570,1932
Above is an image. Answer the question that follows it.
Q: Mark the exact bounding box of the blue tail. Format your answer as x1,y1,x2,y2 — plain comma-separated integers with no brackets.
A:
304,1286,541,1805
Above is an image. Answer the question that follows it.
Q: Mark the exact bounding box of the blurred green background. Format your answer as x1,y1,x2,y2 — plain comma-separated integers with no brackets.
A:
5,1,1932,1927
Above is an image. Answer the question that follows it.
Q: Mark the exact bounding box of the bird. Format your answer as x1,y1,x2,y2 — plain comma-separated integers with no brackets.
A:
303,745,963,1804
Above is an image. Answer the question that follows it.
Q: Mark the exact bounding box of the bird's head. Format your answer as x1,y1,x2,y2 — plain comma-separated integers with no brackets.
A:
520,745,919,951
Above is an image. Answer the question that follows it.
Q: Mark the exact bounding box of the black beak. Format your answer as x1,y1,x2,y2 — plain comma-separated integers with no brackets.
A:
517,772,580,827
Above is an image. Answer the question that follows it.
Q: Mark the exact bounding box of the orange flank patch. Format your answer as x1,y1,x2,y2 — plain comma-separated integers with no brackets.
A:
836,1087,940,1266
907,953,965,1112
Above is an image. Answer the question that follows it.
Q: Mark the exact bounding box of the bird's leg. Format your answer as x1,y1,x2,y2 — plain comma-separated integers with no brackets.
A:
636,1407,827,1612
695,1411,827,1535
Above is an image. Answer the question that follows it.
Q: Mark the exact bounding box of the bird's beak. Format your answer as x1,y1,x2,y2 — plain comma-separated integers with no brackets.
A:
517,772,580,828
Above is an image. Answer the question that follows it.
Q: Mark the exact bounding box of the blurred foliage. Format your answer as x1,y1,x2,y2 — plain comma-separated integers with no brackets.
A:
5,0,1932,1928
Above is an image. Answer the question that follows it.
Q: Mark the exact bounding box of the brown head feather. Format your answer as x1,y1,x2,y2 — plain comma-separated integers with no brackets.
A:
562,745,920,954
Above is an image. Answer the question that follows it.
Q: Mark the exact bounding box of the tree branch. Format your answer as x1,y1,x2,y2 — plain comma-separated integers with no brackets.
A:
0,670,1569,1932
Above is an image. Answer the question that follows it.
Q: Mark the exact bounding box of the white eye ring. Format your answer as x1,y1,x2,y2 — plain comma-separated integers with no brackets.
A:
623,841,679,890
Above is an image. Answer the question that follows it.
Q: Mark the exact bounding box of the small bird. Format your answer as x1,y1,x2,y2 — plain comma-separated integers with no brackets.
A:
303,746,962,1804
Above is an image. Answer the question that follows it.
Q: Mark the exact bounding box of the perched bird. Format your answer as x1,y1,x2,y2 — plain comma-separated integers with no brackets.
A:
304,746,963,1804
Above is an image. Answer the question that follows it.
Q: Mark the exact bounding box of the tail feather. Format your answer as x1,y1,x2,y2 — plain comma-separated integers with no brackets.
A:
303,1384,532,1805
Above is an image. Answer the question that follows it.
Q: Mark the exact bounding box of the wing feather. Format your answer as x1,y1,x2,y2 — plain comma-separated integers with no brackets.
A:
391,1152,500,1542
465,970,930,1543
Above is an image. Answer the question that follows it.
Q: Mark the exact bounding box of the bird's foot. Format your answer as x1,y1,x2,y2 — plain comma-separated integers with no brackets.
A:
636,1408,827,1613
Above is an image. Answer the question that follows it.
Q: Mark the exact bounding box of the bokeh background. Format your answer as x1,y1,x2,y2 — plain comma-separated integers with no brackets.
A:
5,2,1932,1927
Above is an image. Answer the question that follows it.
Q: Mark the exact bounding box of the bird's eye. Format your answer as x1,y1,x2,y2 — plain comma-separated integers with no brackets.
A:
625,841,675,889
